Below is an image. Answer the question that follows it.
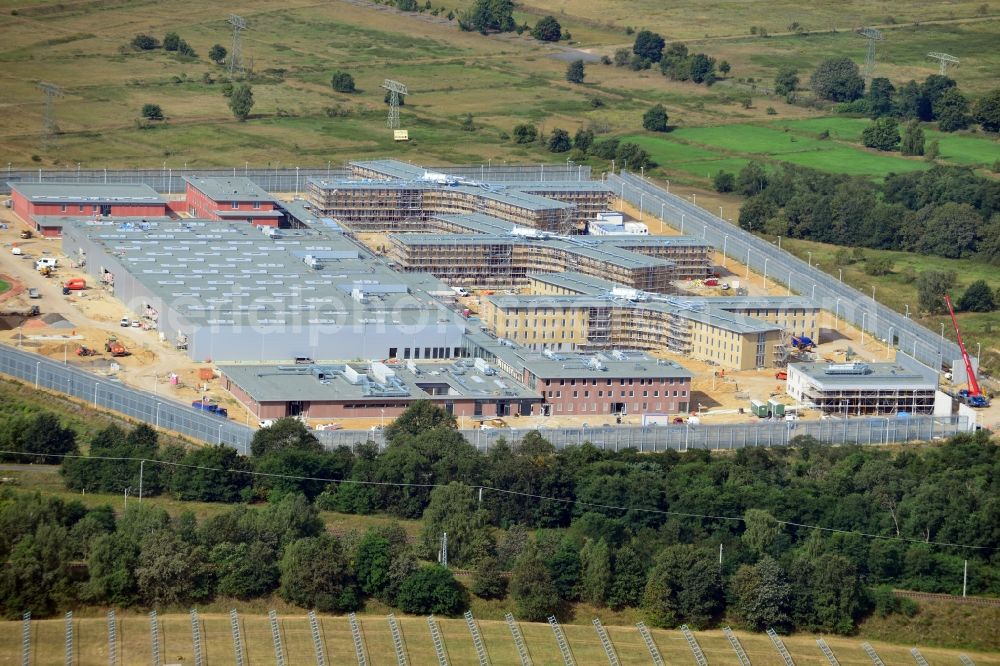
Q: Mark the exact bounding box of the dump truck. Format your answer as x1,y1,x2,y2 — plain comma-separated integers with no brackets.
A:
64,278,86,290
104,338,128,357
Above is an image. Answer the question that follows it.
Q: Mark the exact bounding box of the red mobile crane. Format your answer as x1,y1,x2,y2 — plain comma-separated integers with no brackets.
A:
944,295,989,408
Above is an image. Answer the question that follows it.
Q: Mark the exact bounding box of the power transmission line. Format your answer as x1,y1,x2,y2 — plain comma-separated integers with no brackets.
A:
1,449,992,551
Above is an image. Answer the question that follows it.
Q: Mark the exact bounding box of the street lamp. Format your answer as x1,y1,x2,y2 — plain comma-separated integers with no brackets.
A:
703,223,707,240
745,248,751,279
639,192,644,220
904,304,910,318
835,298,841,330
838,268,843,282
659,202,665,233
35,361,40,389
664,179,670,192
886,327,894,358
680,213,685,233
722,235,728,267
861,312,867,345
762,257,770,288
719,205,724,218
807,251,812,267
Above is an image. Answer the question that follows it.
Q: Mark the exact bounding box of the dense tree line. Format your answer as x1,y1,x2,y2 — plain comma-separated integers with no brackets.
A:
10,402,992,632
720,161,1000,264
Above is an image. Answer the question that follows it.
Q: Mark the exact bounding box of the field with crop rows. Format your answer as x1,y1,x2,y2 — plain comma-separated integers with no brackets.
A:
3,611,1000,666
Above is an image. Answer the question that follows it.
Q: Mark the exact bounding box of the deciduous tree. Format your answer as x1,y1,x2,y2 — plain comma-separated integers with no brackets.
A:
279,534,359,612
810,57,864,102
228,84,254,121
642,104,669,132
730,556,792,632
566,59,586,84
532,16,562,42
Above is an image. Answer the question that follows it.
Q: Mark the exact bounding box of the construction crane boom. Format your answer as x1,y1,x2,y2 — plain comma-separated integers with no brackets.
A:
943,294,982,398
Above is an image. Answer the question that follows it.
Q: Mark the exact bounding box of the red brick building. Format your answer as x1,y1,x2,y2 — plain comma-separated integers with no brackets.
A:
8,182,167,237
184,176,283,227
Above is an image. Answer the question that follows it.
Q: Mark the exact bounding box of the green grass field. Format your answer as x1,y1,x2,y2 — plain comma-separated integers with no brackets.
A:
3,609,999,665
621,116,997,187
0,279,11,295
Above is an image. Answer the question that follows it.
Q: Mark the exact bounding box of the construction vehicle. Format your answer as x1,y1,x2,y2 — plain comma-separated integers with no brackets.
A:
104,337,128,357
64,278,86,290
0,305,40,317
191,400,228,418
20,229,32,239
775,370,788,380
944,295,989,408
75,346,97,357
39,266,52,278
790,335,815,351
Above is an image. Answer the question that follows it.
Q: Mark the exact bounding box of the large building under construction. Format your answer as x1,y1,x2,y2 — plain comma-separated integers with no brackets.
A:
478,272,821,371
385,223,712,293
786,355,937,415
306,160,614,234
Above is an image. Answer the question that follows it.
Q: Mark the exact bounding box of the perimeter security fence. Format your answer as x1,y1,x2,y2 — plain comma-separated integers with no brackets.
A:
0,345,968,454
0,163,593,195
608,172,964,373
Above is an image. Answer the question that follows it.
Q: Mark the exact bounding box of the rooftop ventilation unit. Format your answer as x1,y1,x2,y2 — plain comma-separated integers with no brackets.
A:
824,363,872,375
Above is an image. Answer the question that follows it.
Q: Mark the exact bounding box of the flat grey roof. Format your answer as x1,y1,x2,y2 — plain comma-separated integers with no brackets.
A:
9,182,164,204
184,176,276,203
349,160,612,196
220,359,541,402
63,219,457,329
430,213,516,234
391,233,674,271
790,358,937,389
308,177,607,213
464,325,693,380
528,272,817,309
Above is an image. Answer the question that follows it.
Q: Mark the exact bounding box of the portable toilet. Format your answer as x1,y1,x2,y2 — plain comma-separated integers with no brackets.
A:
750,400,768,418
767,399,785,417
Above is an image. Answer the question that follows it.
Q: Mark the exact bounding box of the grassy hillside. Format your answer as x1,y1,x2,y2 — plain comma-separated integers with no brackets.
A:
0,0,996,168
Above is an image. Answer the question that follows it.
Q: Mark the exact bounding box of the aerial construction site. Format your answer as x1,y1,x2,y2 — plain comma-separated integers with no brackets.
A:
0,159,994,432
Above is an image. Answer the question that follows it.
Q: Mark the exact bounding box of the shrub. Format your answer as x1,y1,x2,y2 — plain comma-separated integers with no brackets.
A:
331,71,356,93
131,34,159,51
140,104,164,121
396,565,465,615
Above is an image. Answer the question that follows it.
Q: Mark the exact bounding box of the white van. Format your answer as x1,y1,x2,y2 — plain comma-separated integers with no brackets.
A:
35,257,57,270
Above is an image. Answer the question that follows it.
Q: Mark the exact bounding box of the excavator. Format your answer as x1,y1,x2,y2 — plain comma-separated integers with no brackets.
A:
944,295,989,408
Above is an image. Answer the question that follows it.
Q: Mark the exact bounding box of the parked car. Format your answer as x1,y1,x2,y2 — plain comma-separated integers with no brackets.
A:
120,317,130,327
27,288,39,299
